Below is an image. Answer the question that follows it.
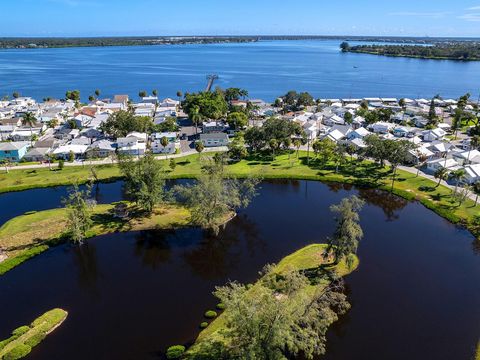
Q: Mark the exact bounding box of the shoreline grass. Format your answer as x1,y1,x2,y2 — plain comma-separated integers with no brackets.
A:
0,308,68,360
0,152,478,239
187,244,358,358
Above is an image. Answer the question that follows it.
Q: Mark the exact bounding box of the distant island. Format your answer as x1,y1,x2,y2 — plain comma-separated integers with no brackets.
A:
2,35,480,50
340,41,480,61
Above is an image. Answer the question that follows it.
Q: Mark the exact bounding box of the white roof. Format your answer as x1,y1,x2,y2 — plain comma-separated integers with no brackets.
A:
325,129,345,142
354,127,370,137
53,144,88,154
465,164,480,179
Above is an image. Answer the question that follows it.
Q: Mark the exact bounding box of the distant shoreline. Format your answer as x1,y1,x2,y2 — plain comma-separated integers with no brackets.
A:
2,35,480,50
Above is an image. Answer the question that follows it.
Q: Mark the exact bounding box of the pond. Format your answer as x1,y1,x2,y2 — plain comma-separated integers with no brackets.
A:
0,180,479,359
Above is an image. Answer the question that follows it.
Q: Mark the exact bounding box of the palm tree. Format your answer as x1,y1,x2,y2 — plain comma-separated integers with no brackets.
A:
293,139,302,159
434,168,449,188
22,112,37,146
190,106,202,136
450,169,466,195
160,136,169,161
269,138,279,160
1,159,11,173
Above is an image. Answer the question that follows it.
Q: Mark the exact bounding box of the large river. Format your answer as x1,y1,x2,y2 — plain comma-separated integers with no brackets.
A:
0,180,479,359
1,40,480,101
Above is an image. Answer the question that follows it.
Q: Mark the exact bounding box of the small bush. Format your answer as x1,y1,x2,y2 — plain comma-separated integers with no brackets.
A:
199,322,209,329
58,160,65,170
3,344,32,360
166,345,186,359
216,303,225,310
23,211,37,216
25,331,46,347
12,326,30,337
204,310,217,319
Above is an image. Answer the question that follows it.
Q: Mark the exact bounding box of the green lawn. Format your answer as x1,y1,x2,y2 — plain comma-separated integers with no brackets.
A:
188,244,358,358
0,308,68,360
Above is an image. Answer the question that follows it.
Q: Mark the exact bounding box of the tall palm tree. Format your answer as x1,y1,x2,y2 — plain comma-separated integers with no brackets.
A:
22,112,37,145
190,106,202,136
473,181,480,206
450,169,466,195
434,168,449,188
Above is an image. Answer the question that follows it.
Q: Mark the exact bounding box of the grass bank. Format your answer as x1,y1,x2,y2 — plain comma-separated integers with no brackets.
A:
0,152,478,239
0,203,190,275
187,244,358,358
0,308,67,360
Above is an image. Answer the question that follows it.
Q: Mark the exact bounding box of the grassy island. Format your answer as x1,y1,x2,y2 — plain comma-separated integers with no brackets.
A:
186,244,359,359
0,203,190,275
0,308,68,360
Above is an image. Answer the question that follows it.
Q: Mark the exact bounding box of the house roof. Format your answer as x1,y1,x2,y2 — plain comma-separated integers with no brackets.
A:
200,133,228,140
0,141,30,151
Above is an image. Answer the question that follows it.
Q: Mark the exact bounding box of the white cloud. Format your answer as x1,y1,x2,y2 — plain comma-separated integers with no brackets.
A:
388,12,450,19
458,13,480,21
466,5,480,10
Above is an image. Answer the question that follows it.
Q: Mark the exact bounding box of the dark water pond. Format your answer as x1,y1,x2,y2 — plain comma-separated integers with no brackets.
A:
0,180,479,360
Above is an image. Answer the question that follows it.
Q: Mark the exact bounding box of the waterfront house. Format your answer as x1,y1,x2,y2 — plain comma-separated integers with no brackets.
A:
200,132,229,147
24,147,51,162
0,142,30,162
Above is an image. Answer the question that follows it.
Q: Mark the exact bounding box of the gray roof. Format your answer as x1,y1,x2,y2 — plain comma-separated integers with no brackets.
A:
0,141,30,151
200,132,228,140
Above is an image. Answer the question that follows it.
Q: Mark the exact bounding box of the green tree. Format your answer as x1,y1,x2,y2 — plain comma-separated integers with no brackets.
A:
244,127,266,154
94,89,101,97
21,112,37,145
316,138,336,165
154,117,179,133
175,158,259,234
340,42,350,51
182,91,228,120
1,159,11,174
364,134,388,167
100,110,153,137
213,266,349,359
385,140,415,190
344,112,353,124
139,90,147,98
63,184,95,244
176,91,183,102
152,89,158,97
228,134,248,161
12,91,20,99
434,167,449,188
88,95,95,102
227,111,248,130
195,140,205,159
160,136,169,160
451,169,466,195
118,154,166,214
169,158,177,172
269,138,279,160
225,87,248,102
65,90,80,101
189,105,203,135
326,195,365,268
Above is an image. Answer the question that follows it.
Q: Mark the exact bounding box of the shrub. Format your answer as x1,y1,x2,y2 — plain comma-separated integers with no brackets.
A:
23,211,37,216
200,322,209,329
204,310,217,319
25,332,46,347
216,303,225,310
58,160,65,170
166,345,186,359
12,326,30,337
3,344,32,360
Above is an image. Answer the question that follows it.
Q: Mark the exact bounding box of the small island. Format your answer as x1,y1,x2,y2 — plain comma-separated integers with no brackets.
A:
0,308,68,360
340,41,480,61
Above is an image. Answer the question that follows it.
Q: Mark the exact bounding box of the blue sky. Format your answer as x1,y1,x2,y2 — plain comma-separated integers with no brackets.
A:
2,0,480,37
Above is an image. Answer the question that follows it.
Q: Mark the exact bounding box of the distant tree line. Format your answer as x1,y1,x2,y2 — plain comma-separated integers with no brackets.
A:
341,41,480,61
0,37,259,49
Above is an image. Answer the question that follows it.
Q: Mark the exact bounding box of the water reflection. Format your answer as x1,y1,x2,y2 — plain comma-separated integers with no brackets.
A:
134,230,172,269
358,188,408,221
182,214,264,280
72,243,100,296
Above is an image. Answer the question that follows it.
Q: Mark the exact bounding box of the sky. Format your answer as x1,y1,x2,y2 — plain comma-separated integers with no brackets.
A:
1,0,480,37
